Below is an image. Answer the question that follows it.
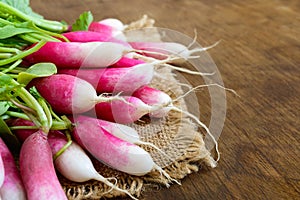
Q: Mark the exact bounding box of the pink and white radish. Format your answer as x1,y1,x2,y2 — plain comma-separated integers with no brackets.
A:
88,18,126,41
0,138,26,200
25,41,132,68
71,115,178,185
28,74,126,114
47,130,138,200
133,85,173,118
94,96,153,124
134,85,229,162
92,118,172,159
95,85,221,162
99,18,125,32
19,130,67,200
58,62,154,94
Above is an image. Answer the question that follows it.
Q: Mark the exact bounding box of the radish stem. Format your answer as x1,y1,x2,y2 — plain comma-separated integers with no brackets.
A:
0,40,46,66
1,59,22,73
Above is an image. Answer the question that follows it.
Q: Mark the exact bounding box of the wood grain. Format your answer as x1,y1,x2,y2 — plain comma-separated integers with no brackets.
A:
30,0,300,199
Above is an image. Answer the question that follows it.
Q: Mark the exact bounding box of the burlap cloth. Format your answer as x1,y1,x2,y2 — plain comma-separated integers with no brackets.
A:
60,16,216,200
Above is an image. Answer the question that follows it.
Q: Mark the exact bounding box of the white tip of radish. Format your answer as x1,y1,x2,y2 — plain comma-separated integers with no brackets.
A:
122,147,154,176
99,18,127,41
55,142,138,200
100,18,125,31
82,42,131,67
72,78,99,113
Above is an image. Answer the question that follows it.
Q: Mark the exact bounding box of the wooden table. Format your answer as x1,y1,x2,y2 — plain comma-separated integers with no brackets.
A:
31,0,300,199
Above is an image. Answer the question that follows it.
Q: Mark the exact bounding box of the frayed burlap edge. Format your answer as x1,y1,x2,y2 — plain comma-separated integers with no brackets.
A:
61,16,217,200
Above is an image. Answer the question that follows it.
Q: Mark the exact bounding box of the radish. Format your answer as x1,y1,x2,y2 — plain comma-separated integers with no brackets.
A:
94,96,153,124
98,18,125,32
19,130,67,200
0,138,26,200
88,19,126,41
47,131,138,200
72,115,153,175
90,118,172,160
133,85,172,118
28,74,126,114
58,62,154,94
96,84,231,162
25,41,132,68
131,84,238,162
71,115,178,185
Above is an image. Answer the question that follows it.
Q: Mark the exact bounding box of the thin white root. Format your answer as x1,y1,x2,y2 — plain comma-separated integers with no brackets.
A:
134,140,174,162
132,52,158,62
97,176,138,200
133,52,181,64
172,83,239,103
101,177,117,195
96,92,134,106
153,164,181,187
170,106,220,162
177,82,194,89
162,63,215,76
188,40,221,55
186,29,198,49
134,49,171,59
134,54,213,76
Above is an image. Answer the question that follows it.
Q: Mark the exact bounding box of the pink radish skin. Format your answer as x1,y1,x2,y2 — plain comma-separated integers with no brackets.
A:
133,85,172,118
47,131,138,200
0,138,26,200
71,115,154,176
94,96,153,124
25,41,130,68
28,74,124,114
62,31,112,42
62,31,132,48
58,62,154,94
111,56,146,68
88,22,113,35
20,130,67,200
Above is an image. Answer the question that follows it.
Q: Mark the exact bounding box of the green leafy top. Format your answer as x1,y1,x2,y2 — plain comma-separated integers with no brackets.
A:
0,0,43,19
0,1,68,32
72,11,93,31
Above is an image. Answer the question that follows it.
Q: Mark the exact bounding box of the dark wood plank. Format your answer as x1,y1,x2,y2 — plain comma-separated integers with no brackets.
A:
29,0,300,199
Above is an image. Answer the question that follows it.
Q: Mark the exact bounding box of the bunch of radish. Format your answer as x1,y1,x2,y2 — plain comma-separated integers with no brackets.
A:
0,2,223,200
